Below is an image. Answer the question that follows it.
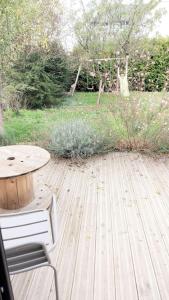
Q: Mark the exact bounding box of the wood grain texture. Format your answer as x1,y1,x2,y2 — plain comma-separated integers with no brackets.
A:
0,173,34,209
0,179,51,213
0,145,50,178
0,145,50,209
9,153,169,300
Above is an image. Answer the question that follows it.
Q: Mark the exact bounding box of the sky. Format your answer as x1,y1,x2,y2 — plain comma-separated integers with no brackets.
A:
158,2,169,36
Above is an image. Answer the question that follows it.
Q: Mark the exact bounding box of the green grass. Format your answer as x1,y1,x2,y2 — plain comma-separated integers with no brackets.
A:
3,97,111,146
3,91,169,153
64,92,117,106
3,92,116,145
64,91,166,106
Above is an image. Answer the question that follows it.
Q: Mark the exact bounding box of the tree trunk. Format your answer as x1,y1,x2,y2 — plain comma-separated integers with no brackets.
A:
70,64,82,96
0,72,4,135
0,104,4,135
97,79,103,105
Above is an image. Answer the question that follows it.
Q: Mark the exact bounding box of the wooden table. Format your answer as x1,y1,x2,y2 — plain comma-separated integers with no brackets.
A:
0,145,50,210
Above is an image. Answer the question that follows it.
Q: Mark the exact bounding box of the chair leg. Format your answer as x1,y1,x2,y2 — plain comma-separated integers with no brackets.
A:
49,265,59,300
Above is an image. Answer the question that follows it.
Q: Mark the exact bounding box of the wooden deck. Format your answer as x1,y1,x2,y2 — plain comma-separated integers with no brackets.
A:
11,152,169,300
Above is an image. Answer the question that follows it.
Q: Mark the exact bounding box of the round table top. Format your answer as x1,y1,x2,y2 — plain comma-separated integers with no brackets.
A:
0,145,50,179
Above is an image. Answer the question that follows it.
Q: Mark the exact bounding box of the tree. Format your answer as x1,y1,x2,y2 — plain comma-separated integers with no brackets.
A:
0,0,63,109
74,0,164,57
5,43,71,109
0,106,3,135
0,0,62,71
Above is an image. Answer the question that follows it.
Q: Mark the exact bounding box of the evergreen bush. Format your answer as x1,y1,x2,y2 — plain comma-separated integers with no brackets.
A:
7,45,71,109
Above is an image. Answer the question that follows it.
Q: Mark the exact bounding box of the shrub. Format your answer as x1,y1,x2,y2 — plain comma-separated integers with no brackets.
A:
0,132,15,146
2,85,23,112
109,94,169,152
50,119,107,158
7,45,72,109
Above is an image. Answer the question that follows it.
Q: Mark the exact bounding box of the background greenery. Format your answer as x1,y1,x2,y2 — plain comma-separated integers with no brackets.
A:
6,44,72,109
0,0,169,110
1,1,169,157
2,91,169,155
73,38,169,93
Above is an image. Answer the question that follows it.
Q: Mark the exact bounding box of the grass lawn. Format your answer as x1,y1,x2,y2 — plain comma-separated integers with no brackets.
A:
4,92,116,145
64,92,117,106
3,91,169,152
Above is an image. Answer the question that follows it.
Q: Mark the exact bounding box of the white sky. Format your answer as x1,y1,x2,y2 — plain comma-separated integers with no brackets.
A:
158,2,169,36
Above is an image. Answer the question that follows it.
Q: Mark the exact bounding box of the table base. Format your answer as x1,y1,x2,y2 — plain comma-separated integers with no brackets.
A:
0,173,34,210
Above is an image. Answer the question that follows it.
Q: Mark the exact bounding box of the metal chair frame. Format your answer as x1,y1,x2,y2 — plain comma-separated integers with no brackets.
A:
0,194,59,300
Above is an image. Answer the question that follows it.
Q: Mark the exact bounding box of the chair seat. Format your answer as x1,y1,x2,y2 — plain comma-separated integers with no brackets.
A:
6,243,49,274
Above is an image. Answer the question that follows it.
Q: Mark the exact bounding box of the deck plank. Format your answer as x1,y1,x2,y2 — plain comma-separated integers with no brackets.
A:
69,159,98,300
93,156,116,300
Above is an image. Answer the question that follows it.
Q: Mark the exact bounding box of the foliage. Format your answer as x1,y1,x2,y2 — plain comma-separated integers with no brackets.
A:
73,0,164,57
128,38,169,91
2,84,23,111
71,38,169,92
50,119,108,158
6,45,71,109
0,0,64,110
4,92,169,154
3,102,113,145
109,94,169,152
0,132,15,146
0,0,62,71
74,59,118,92
145,38,169,91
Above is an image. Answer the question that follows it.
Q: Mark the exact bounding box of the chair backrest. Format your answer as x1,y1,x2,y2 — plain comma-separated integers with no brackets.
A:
0,195,58,251
48,194,58,250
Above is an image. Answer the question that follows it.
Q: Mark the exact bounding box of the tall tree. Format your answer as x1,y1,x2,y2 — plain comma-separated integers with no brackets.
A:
0,0,62,70
74,0,164,57
0,0,62,132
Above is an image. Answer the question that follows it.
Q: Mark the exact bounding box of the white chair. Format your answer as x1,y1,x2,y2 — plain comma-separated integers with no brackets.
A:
0,194,59,300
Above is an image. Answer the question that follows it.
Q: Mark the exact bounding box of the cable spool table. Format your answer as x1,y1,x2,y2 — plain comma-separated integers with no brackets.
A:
0,145,50,210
